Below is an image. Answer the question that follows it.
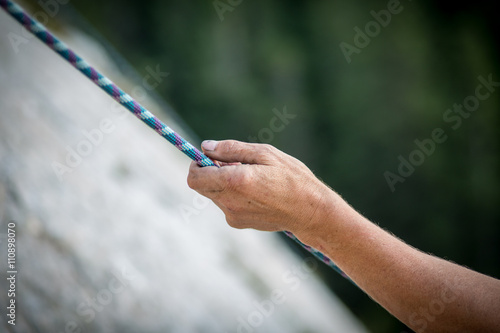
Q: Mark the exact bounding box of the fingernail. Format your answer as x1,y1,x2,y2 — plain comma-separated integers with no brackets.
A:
202,140,218,151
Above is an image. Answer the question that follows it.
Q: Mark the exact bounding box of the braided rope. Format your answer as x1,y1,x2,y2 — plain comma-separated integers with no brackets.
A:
0,0,214,167
0,0,349,281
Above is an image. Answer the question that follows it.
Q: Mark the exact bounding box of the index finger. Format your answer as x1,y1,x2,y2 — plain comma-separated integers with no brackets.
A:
187,161,225,196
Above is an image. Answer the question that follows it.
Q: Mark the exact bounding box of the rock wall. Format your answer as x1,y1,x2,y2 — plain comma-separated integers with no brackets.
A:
0,9,367,333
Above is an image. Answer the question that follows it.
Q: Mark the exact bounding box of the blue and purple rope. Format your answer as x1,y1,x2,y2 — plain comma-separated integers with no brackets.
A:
0,0,349,280
0,0,214,167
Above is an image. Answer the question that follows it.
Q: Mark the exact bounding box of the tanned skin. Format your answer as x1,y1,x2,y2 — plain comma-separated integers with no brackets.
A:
188,140,500,333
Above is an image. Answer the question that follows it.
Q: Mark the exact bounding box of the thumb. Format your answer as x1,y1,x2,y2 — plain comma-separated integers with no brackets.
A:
201,140,271,164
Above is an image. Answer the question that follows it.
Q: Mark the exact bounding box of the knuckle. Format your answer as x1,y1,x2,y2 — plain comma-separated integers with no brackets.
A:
187,162,201,189
226,203,242,214
225,140,254,162
225,215,245,229
235,171,252,187
256,143,276,161
260,143,274,152
224,171,252,193
225,214,235,226
187,174,197,189
224,140,239,153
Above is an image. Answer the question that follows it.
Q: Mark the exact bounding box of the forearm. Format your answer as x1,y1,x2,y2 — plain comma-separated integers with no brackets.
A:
297,192,500,332
189,140,500,332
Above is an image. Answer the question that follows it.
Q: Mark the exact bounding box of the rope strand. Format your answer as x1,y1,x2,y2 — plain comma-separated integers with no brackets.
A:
0,0,215,167
0,0,350,281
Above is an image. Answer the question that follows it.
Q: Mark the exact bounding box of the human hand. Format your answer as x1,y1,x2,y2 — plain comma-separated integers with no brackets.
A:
187,140,339,239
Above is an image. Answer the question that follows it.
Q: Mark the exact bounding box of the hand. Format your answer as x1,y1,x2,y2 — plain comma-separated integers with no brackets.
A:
187,140,339,239
189,141,500,333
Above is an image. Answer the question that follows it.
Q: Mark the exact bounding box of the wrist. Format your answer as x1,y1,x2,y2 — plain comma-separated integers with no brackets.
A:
292,183,354,249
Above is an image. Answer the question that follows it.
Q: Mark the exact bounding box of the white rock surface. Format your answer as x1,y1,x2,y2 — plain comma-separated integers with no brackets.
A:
0,10,367,333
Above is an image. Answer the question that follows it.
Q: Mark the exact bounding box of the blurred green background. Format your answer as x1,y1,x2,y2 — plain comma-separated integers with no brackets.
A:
31,0,500,331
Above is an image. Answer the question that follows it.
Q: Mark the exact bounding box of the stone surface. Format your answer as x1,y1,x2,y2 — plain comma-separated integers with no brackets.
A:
0,10,367,333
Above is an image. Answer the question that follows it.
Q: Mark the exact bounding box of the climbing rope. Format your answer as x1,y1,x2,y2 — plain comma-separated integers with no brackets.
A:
0,0,214,167
0,0,349,280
